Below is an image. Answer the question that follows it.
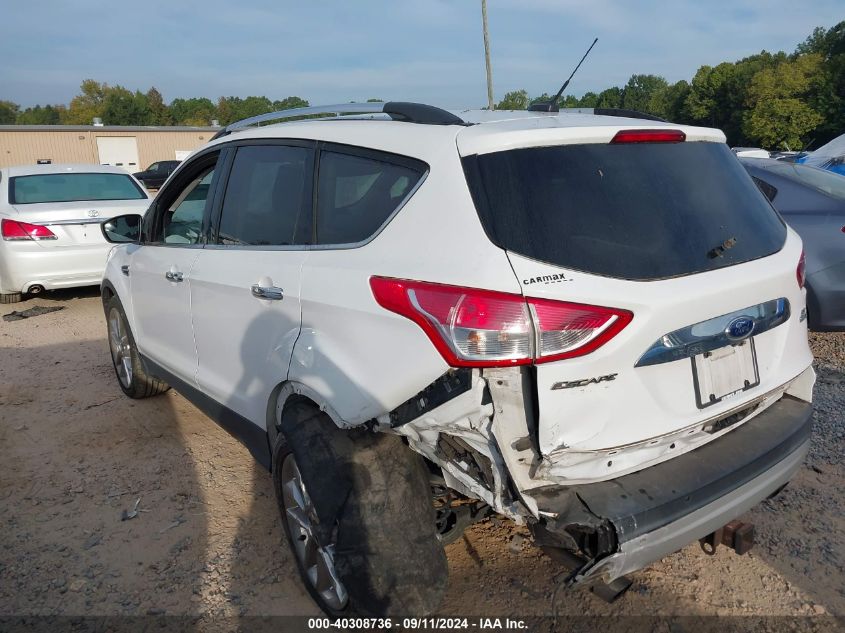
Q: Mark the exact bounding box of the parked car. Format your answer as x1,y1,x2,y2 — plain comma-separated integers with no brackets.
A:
100,102,814,616
798,132,845,176
732,147,770,159
741,157,845,331
133,160,181,189
0,164,150,303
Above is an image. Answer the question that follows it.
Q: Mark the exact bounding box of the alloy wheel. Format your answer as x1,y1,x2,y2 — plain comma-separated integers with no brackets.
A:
108,308,133,388
281,453,348,611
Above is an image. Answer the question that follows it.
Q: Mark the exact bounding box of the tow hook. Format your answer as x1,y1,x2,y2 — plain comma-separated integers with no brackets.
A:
699,520,755,556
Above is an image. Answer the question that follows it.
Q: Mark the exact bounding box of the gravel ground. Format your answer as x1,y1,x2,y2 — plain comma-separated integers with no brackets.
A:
0,289,842,624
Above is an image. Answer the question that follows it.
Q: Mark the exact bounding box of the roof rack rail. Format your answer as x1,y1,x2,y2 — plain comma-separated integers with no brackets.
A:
557,107,667,122
211,101,466,140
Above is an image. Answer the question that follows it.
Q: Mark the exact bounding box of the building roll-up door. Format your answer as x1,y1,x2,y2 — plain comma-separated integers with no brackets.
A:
95,136,140,173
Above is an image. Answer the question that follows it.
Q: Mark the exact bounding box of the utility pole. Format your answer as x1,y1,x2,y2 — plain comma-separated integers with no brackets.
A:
481,0,494,110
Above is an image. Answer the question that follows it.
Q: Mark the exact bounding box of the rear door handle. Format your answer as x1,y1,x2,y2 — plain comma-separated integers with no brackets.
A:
251,284,283,301
165,270,184,282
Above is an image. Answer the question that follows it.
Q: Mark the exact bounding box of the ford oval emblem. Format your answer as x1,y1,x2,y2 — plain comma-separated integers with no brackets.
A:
726,316,755,340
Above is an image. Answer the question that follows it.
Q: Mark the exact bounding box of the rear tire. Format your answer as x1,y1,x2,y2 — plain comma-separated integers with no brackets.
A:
0,292,22,304
106,296,170,399
273,400,448,617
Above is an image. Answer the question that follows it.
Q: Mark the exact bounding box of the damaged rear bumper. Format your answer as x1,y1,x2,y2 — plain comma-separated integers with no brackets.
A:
533,396,813,584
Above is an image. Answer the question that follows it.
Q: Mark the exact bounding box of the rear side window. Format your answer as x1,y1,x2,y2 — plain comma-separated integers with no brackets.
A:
217,145,313,246
463,142,786,281
10,173,146,204
751,176,778,202
315,150,425,245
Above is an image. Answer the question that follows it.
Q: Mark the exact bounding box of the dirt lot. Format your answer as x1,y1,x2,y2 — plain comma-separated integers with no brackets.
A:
1,288,843,623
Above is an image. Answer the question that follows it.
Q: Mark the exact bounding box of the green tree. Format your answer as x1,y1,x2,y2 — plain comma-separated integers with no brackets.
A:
16,104,65,124
169,97,216,126
272,96,309,111
663,80,691,122
497,89,529,110
621,74,669,117
685,53,785,144
0,100,19,124
102,86,153,125
146,87,172,125
579,91,599,108
596,86,623,109
529,92,554,107
797,21,845,146
743,54,824,149
64,79,108,124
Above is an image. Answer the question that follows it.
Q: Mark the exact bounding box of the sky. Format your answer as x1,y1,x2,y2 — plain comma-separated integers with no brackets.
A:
0,0,842,110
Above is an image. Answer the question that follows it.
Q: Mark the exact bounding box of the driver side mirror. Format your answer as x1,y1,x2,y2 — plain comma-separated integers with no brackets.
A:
101,214,142,243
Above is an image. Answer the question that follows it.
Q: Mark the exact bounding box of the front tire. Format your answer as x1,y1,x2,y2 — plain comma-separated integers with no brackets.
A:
106,296,169,399
273,401,448,617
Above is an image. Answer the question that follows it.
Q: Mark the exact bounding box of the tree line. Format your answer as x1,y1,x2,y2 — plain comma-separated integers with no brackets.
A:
0,81,313,128
497,21,843,149
0,21,841,149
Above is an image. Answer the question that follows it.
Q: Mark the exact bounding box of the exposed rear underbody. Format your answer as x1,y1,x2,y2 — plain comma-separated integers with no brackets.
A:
389,362,814,586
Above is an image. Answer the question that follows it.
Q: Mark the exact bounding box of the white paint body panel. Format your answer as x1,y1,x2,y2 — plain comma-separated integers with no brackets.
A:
190,248,306,426
509,229,811,458
129,246,200,384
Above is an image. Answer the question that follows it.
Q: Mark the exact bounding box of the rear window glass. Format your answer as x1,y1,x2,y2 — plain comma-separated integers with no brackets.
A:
10,173,146,204
765,162,845,201
462,142,786,281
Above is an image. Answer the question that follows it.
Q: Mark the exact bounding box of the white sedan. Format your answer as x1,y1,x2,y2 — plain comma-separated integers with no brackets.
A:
0,164,151,303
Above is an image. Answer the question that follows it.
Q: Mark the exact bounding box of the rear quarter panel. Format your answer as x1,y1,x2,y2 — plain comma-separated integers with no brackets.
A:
290,143,522,426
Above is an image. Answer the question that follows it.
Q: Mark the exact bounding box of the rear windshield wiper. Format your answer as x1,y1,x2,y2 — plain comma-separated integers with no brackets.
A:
708,237,737,259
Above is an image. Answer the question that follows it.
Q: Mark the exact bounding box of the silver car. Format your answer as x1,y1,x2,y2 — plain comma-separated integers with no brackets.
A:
0,164,150,303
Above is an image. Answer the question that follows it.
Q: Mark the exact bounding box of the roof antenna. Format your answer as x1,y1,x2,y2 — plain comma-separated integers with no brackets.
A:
528,38,598,112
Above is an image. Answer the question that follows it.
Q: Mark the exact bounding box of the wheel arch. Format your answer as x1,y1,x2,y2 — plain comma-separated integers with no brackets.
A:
269,381,364,457
101,279,116,312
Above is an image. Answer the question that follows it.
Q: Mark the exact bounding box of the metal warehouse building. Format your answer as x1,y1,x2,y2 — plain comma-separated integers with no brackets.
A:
0,125,218,171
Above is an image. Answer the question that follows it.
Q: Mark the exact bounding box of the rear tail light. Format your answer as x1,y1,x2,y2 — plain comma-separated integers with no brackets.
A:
611,129,686,144
369,277,533,367
529,298,634,362
370,277,632,367
1,218,57,241
797,250,806,289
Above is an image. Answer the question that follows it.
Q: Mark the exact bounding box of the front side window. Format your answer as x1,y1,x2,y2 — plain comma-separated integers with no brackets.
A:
315,151,425,245
147,162,161,173
217,144,312,246
10,173,146,204
160,165,216,244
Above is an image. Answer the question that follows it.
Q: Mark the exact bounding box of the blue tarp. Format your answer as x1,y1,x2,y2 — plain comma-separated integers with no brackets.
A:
798,133,845,175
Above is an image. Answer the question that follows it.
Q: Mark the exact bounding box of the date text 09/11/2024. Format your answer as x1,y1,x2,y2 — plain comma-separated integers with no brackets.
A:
307,617,529,630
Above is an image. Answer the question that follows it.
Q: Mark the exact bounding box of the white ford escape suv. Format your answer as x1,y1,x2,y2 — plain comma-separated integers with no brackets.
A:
100,102,815,616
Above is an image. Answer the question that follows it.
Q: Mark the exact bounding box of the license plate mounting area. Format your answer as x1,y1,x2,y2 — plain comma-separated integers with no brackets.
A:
691,338,759,409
